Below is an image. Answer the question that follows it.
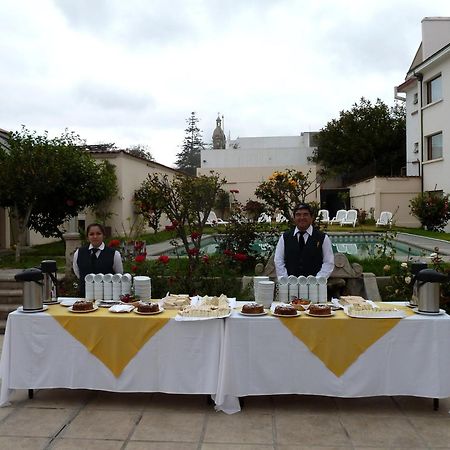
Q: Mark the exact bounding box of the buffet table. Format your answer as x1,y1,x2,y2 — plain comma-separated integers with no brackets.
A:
214,303,450,413
0,304,224,406
2,302,450,414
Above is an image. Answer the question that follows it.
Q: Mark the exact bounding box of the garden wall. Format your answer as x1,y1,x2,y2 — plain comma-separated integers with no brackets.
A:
348,176,421,227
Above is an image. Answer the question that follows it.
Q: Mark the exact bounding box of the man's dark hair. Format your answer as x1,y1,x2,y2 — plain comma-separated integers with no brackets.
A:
293,203,313,216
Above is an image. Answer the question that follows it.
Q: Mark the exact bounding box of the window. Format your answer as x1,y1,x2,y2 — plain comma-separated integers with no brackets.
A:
413,142,419,154
413,92,418,104
426,132,443,160
426,75,442,104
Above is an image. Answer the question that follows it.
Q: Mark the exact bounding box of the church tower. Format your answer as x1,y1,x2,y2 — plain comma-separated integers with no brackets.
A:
212,114,226,149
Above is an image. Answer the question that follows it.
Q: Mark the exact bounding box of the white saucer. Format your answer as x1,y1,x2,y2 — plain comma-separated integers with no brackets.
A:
412,308,446,316
68,305,99,313
43,300,60,305
239,311,268,316
271,311,301,318
17,305,49,313
306,310,336,318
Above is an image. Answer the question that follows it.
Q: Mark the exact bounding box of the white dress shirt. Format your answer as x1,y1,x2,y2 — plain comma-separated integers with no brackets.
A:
72,242,124,278
274,225,334,279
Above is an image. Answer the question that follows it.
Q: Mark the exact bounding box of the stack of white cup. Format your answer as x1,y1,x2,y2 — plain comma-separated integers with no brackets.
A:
121,273,132,295
84,274,95,300
112,273,122,301
307,275,318,303
317,276,328,303
94,273,104,301
277,276,289,302
103,273,113,301
288,275,299,300
258,280,275,308
298,276,308,299
253,276,269,303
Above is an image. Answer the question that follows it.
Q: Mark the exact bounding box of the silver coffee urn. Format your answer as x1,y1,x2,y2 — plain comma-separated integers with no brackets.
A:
415,268,448,313
410,262,428,307
14,268,44,312
40,260,58,304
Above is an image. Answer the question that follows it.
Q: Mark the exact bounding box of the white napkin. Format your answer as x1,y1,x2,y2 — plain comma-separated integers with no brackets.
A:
109,304,134,313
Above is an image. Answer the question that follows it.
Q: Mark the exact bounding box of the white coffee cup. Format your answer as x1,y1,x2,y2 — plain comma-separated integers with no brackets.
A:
93,273,104,283
103,273,113,283
84,273,95,283
112,273,122,283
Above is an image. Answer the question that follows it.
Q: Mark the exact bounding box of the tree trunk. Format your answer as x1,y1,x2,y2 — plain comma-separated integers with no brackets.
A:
12,205,32,263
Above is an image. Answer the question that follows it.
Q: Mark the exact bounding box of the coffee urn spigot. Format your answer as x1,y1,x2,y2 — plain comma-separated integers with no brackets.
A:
415,268,448,313
14,268,44,311
40,260,58,303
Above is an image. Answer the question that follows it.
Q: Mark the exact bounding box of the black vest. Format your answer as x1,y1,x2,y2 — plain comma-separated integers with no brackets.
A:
283,227,326,277
77,246,115,297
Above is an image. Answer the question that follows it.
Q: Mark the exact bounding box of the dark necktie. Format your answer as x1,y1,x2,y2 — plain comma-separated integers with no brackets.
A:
298,231,306,252
91,248,99,269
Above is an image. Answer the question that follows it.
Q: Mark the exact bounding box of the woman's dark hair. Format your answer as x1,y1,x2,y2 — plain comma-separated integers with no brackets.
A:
86,223,106,235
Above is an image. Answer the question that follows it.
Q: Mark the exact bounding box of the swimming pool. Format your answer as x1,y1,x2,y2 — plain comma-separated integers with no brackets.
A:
160,233,430,260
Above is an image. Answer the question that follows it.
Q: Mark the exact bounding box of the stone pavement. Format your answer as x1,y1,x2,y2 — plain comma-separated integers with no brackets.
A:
1,335,450,450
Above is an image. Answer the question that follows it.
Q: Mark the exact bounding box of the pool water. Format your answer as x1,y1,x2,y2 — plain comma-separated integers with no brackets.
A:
162,233,429,260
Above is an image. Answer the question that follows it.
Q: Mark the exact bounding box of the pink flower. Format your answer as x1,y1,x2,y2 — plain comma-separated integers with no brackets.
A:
158,255,170,264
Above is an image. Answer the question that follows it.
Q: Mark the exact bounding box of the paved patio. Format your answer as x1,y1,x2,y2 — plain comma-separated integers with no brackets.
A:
0,335,450,450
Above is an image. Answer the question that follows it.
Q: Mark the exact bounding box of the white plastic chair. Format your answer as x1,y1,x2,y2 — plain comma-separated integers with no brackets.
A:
257,213,272,223
315,209,330,224
204,211,228,226
330,209,347,225
376,211,393,227
340,209,358,227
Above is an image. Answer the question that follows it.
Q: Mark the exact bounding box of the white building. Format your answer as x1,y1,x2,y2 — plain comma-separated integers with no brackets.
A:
198,130,320,207
396,17,450,196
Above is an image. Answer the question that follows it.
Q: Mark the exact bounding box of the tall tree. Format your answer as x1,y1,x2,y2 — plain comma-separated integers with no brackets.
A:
0,127,117,261
312,98,406,180
175,112,205,176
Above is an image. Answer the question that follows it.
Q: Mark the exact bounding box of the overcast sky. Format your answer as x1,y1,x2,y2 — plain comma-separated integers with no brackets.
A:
1,0,449,167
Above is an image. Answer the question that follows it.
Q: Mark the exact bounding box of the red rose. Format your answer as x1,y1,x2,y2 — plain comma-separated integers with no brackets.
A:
135,254,146,263
190,231,200,240
108,239,121,248
171,220,179,227
131,265,138,272
66,199,75,206
224,249,233,256
158,255,170,264
188,247,199,256
202,255,209,263
233,253,248,262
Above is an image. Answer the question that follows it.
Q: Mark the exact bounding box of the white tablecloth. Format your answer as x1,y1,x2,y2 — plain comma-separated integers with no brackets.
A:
0,310,224,406
215,305,450,414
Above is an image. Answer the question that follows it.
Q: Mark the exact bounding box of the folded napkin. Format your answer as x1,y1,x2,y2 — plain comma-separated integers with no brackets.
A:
109,304,134,313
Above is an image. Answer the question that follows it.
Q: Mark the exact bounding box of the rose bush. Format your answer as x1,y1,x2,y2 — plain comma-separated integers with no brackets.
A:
410,192,450,231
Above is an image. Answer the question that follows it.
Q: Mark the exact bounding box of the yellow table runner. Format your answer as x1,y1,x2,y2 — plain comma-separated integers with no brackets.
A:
47,304,175,377
277,305,414,377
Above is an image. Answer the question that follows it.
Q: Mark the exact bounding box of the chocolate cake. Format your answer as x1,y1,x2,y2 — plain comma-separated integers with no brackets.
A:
241,302,264,314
